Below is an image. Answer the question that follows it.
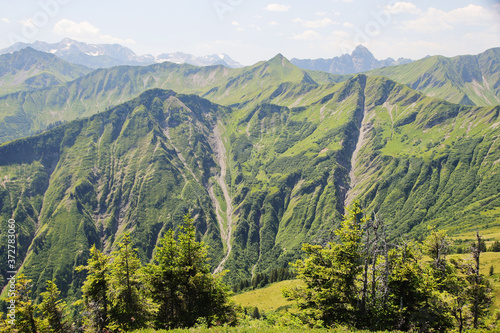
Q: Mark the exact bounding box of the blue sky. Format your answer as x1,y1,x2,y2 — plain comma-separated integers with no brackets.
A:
0,0,499,65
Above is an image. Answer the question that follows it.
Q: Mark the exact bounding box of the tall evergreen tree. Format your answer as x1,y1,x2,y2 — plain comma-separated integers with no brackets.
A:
145,214,236,329
283,202,366,327
37,280,68,333
467,232,492,329
108,233,150,330
76,245,110,333
3,274,38,333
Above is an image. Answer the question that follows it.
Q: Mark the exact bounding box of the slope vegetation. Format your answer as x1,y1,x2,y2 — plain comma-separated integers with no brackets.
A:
368,47,500,106
0,47,91,96
1,73,499,296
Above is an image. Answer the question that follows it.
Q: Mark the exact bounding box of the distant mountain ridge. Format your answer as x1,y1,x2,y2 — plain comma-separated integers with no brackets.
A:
291,45,412,74
156,51,243,68
0,38,243,69
367,47,500,106
0,47,91,95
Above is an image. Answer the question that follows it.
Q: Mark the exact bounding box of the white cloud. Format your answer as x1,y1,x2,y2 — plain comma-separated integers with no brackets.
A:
343,22,354,28
1,18,10,24
54,19,135,44
292,30,321,40
447,4,499,26
316,11,327,16
293,18,336,28
385,2,420,15
331,30,350,38
19,18,35,28
404,8,453,33
269,21,279,26
232,21,240,26
402,4,500,33
265,4,291,12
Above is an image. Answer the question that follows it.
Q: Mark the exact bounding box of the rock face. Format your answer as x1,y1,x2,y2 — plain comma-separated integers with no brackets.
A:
291,45,412,74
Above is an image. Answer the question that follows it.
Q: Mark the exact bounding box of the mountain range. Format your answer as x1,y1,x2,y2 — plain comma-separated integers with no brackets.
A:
0,44,499,300
0,47,92,96
291,45,413,74
0,38,243,69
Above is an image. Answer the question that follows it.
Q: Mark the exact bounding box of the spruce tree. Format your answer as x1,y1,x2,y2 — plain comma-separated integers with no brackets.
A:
4,274,37,333
37,280,68,333
283,202,365,327
108,233,150,330
145,214,236,329
76,245,110,333
468,232,492,329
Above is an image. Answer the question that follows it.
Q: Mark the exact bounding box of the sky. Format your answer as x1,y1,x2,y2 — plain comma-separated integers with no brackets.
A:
0,0,499,65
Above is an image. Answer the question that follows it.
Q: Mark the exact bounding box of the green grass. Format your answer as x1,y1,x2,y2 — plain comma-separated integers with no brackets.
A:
449,252,500,310
231,280,303,311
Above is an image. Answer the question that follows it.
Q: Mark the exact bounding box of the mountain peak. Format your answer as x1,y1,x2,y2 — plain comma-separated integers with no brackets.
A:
351,45,375,59
291,45,412,74
61,37,76,44
268,53,291,66
270,53,285,60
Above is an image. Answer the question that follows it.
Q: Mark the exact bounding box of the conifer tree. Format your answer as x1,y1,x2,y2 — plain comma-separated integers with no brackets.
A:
76,245,110,333
108,233,150,330
283,202,365,327
3,274,37,333
467,232,492,329
37,280,68,333
145,214,236,329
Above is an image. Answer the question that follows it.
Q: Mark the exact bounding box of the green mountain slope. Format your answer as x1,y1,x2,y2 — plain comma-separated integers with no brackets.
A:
368,47,500,106
0,89,229,296
0,47,91,96
0,54,344,143
1,75,499,297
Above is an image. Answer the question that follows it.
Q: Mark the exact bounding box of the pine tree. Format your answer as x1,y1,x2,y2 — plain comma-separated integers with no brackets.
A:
283,202,365,327
37,280,68,333
3,274,37,333
76,245,110,333
490,240,500,252
145,228,182,329
145,214,236,329
108,233,150,330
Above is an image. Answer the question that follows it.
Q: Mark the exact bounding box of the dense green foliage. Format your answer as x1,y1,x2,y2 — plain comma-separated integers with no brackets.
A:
232,267,295,293
145,215,236,329
1,216,236,332
283,204,494,332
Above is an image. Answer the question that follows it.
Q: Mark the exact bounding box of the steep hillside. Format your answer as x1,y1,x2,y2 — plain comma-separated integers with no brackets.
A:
0,47,91,96
0,90,229,296
1,76,499,297
368,47,500,106
0,54,344,143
